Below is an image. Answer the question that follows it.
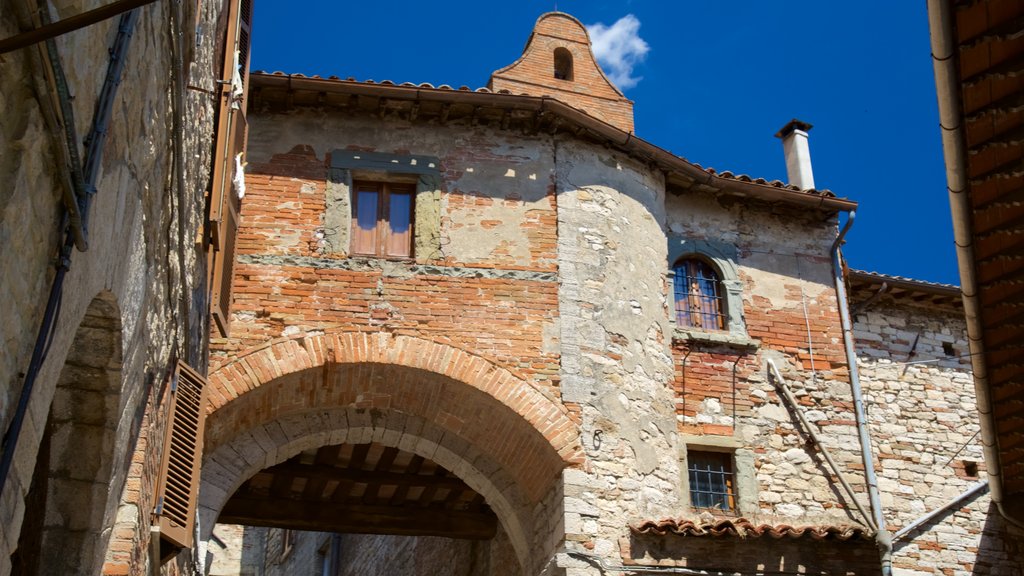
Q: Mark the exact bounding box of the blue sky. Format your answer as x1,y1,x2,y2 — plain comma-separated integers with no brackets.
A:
251,1,956,285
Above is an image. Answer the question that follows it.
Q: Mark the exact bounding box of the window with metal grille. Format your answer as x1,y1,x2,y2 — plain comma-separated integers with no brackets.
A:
351,181,415,258
673,259,725,330
155,361,209,551
687,450,734,511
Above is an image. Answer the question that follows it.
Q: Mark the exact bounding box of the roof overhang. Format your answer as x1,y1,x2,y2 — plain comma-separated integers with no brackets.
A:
248,72,857,214
928,0,1024,517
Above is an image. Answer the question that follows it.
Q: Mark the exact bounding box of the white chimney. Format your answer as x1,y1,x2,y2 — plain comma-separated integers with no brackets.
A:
775,119,815,190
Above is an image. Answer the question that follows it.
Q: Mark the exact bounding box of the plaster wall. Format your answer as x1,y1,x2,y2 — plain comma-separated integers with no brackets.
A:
554,137,681,573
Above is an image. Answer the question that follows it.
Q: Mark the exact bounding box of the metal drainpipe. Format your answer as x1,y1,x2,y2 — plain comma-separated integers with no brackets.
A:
892,480,988,543
831,211,892,575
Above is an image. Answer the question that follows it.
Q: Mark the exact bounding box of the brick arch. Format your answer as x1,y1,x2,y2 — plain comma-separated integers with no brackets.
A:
207,331,583,465
12,291,124,576
199,409,546,573
200,331,583,574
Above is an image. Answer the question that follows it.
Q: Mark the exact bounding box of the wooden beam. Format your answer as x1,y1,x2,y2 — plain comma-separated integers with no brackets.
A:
0,0,157,54
250,460,471,493
219,496,498,540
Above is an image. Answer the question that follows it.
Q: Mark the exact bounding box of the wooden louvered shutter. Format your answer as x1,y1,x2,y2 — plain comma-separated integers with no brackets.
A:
207,0,253,336
154,361,209,550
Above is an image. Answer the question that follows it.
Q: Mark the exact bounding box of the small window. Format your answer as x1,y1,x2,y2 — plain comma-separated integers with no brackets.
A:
963,460,979,478
554,47,573,80
351,181,415,258
688,451,734,511
674,259,725,330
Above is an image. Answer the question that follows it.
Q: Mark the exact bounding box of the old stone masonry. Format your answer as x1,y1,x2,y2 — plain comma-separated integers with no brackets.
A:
1,5,1020,576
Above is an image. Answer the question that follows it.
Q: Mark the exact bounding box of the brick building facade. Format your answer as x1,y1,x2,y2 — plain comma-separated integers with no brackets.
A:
199,12,1022,576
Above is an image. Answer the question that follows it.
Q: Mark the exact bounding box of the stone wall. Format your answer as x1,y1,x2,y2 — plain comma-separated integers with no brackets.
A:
853,298,1024,574
0,0,229,573
554,137,681,569
201,58,1021,576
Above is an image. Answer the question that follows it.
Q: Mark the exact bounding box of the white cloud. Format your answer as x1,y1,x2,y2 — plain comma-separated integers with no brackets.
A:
586,14,650,90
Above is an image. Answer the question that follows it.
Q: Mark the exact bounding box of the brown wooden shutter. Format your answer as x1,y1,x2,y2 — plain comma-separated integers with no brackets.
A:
154,361,209,549
207,0,253,336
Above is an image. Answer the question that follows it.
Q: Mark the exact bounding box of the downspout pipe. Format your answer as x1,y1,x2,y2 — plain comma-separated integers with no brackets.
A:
926,0,1024,531
831,211,892,575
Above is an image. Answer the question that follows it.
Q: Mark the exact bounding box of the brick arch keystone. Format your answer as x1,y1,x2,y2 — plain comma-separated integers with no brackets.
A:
207,331,584,465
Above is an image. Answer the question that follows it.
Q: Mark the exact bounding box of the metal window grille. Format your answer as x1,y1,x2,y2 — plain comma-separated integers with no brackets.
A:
688,451,734,511
673,259,725,330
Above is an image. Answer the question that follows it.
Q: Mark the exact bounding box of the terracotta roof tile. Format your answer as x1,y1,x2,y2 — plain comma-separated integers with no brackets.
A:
631,517,871,541
849,269,960,292
247,71,853,208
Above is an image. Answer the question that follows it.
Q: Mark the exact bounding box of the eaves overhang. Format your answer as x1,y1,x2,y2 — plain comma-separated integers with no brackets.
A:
928,0,1024,518
248,72,858,214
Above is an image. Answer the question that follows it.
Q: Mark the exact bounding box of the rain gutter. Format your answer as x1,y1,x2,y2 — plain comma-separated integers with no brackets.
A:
926,0,1024,530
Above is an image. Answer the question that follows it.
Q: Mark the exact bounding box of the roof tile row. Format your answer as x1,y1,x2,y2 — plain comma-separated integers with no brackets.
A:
630,517,872,541
250,71,845,201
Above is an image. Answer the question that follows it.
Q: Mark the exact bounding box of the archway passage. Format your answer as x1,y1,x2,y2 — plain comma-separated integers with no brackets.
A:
12,292,123,576
202,333,581,574
218,441,498,540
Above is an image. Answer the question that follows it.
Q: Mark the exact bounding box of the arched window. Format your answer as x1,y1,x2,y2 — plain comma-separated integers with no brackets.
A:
673,258,725,330
554,47,573,80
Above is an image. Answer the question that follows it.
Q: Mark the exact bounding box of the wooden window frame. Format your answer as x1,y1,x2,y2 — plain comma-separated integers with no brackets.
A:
687,450,735,512
350,179,416,259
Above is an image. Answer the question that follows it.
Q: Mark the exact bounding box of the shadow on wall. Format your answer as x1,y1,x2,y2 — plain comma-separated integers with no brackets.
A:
12,292,124,576
972,503,1024,575
627,533,881,575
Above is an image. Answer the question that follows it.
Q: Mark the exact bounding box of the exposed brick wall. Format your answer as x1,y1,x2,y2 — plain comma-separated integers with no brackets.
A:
201,52,1024,576
490,12,635,133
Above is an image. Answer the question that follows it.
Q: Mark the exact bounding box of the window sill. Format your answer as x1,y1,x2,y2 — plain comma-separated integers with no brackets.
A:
672,328,760,350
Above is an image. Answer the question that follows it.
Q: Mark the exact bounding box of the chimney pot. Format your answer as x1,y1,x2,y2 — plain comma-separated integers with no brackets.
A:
775,119,815,190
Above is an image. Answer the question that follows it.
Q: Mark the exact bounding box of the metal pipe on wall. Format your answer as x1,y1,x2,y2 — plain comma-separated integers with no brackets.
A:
0,6,141,500
765,359,876,530
830,211,892,575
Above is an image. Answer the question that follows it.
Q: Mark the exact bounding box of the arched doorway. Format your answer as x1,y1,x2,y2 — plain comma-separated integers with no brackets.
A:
12,292,124,575
200,332,583,574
